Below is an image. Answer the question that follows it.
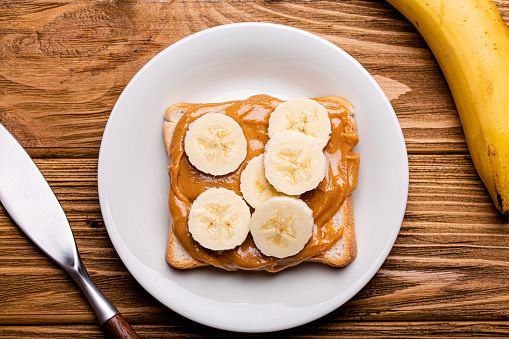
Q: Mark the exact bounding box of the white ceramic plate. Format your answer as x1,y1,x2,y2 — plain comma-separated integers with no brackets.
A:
98,23,408,333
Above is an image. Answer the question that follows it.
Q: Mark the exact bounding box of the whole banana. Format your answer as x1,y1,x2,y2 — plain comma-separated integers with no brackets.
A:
387,0,509,213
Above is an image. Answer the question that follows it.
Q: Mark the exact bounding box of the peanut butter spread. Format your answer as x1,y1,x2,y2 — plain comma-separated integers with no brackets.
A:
168,95,359,271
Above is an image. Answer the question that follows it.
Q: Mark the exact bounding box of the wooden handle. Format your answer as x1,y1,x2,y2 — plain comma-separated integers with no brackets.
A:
102,313,140,339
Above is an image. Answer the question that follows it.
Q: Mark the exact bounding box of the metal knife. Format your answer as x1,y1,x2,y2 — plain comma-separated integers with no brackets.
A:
0,123,140,339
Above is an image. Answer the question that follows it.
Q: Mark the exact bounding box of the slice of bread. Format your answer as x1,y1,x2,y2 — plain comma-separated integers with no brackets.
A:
163,97,357,271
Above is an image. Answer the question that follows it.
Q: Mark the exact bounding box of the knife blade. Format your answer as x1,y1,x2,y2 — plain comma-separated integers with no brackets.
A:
0,123,140,338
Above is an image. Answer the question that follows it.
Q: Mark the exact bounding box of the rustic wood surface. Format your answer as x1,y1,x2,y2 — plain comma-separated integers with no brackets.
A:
1,0,509,337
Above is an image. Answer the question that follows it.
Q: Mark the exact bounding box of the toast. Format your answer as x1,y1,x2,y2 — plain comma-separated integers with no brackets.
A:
163,96,358,271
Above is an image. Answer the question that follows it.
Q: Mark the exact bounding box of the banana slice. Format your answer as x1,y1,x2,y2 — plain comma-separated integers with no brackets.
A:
185,113,247,175
250,196,314,258
269,97,331,149
188,187,251,251
240,154,290,208
264,131,327,196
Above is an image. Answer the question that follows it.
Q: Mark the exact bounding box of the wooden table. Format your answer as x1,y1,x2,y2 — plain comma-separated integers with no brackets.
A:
1,1,508,337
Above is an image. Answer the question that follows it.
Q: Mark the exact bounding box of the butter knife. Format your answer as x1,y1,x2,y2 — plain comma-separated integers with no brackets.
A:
0,123,140,339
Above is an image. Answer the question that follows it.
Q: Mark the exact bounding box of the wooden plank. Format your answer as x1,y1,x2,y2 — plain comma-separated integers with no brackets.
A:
0,322,508,338
1,156,508,324
1,0,499,156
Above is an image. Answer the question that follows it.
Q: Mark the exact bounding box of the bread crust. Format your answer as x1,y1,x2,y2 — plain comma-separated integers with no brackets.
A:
164,97,357,271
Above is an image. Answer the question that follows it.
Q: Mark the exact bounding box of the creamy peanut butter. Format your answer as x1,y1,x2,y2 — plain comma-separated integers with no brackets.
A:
167,95,359,272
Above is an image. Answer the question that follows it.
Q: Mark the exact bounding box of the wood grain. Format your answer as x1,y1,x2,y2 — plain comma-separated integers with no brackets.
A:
1,0,509,337
0,0,468,157
1,322,509,338
1,157,508,327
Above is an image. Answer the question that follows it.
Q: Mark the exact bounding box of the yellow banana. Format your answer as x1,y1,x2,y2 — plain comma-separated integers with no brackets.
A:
386,0,509,213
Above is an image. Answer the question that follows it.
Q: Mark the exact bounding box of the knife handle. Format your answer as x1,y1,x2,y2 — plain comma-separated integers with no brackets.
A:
103,313,140,339
66,255,141,338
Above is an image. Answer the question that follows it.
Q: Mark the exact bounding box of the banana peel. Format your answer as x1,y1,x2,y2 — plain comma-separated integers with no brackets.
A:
387,0,509,213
